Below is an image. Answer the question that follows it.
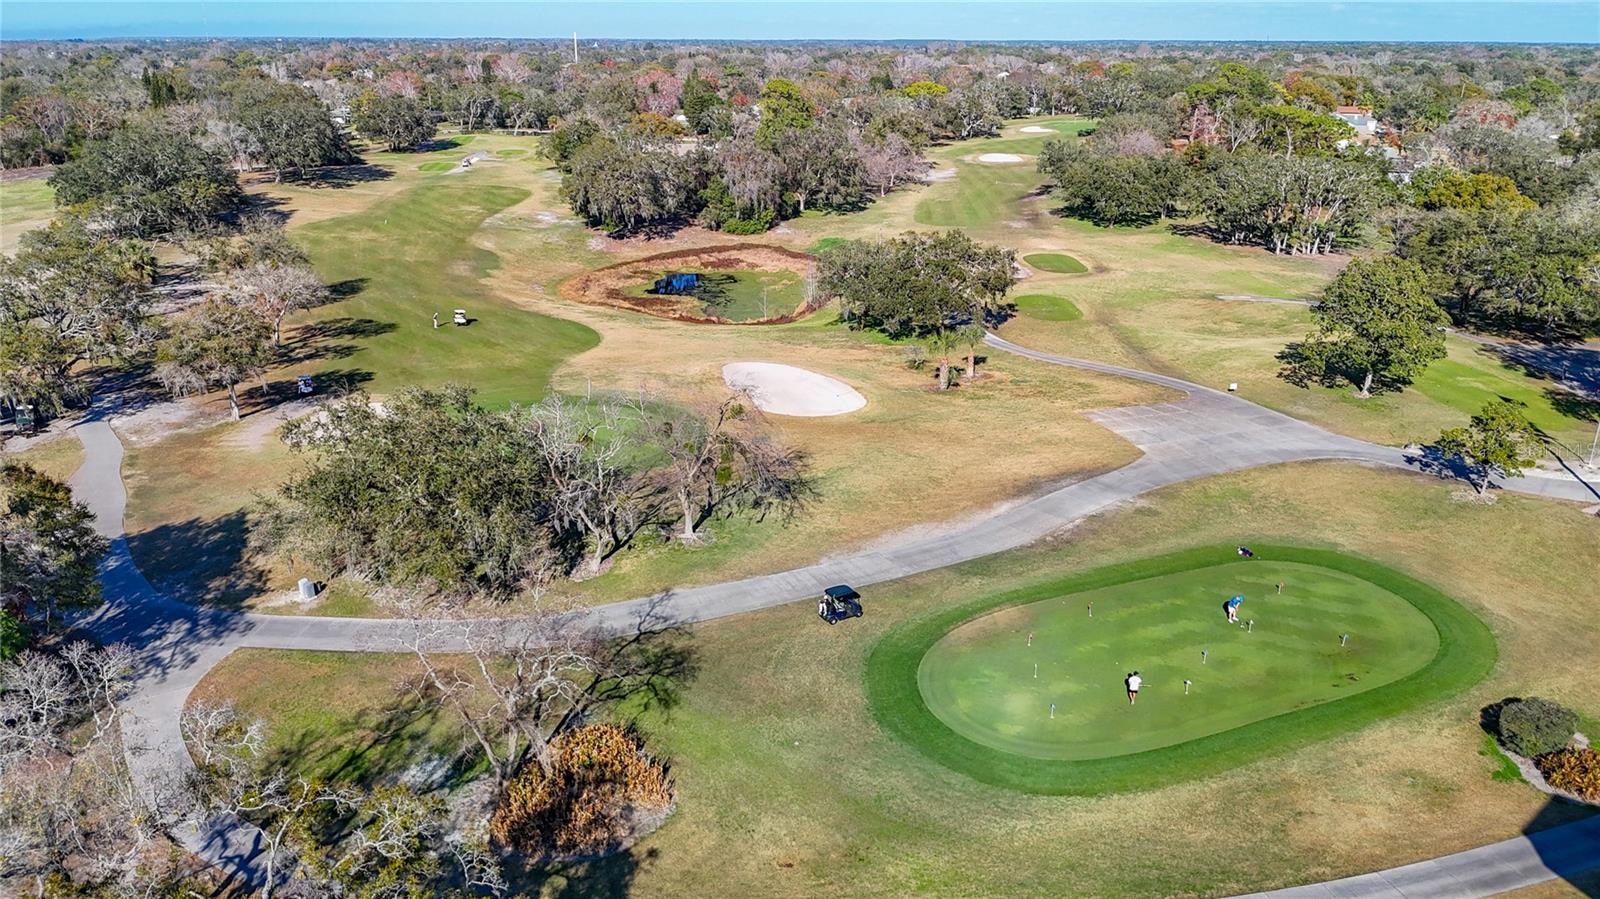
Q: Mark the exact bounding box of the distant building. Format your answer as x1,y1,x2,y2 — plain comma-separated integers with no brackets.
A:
1332,105,1381,138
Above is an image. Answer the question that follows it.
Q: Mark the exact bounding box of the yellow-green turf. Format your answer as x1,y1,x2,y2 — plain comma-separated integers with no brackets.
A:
1022,252,1088,273
868,545,1494,794
1012,294,1082,321
918,560,1436,761
623,269,807,321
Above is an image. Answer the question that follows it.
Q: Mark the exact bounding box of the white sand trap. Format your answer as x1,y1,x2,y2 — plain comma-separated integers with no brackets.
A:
977,152,1026,164
1019,125,1053,134
722,362,866,417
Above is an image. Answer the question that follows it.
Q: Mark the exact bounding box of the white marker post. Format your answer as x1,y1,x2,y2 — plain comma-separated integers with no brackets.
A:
1340,633,1350,648
1049,703,1056,720
1184,679,1192,695
1034,663,1038,679
1247,619,1254,633
1202,648,1209,664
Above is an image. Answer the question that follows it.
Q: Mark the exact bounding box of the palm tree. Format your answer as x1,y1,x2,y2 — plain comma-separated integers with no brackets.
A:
956,323,986,380
925,329,959,390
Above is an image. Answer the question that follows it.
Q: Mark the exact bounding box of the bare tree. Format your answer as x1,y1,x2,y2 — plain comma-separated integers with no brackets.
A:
220,261,328,346
653,394,812,542
523,393,651,577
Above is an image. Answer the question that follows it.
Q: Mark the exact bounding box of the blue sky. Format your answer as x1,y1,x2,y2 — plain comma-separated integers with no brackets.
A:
2,2,1596,43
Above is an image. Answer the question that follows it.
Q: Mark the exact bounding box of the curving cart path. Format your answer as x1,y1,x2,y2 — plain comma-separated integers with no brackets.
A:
65,333,1599,894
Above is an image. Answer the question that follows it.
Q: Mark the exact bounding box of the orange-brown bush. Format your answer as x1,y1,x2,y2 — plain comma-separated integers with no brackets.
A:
1536,747,1600,801
489,723,674,858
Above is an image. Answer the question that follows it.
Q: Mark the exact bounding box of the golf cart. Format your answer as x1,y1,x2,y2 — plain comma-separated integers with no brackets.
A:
818,585,863,624
453,308,469,326
296,375,315,396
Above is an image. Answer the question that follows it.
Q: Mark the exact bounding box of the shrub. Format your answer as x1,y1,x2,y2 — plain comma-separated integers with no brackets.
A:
720,211,776,235
490,723,673,858
1493,697,1578,757
0,607,27,661
1536,747,1600,801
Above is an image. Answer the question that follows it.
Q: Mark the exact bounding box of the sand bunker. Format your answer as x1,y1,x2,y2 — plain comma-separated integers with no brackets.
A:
976,153,1026,164
1019,125,1054,134
722,362,866,417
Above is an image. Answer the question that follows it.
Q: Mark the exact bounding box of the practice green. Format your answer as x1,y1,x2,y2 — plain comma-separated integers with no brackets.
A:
919,560,1435,760
867,545,1494,794
1023,252,1088,273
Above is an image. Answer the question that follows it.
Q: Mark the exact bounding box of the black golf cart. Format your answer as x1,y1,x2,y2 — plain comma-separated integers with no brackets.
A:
818,585,863,624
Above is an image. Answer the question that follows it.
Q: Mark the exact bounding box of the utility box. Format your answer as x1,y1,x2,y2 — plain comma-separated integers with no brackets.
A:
298,578,318,600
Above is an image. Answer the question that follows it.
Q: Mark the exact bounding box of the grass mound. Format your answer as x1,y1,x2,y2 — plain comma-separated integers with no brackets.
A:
496,148,528,158
417,161,455,172
868,545,1494,794
1013,294,1082,321
1024,253,1088,274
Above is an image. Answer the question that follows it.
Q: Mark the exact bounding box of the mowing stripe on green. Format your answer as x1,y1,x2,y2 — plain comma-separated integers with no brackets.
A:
865,544,1495,795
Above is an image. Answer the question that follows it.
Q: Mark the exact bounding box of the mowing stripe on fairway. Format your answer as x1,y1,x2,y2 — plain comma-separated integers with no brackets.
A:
865,544,1496,795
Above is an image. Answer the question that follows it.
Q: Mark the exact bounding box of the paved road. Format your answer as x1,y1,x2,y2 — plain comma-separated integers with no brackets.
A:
64,334,1599,894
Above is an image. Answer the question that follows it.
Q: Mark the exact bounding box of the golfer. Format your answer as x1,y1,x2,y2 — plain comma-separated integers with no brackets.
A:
1225,594,1244,623
1125,671,1142,704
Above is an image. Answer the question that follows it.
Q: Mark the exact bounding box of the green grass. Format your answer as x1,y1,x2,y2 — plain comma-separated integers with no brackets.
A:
416,160,456,172
807,236,847,255
914,161,1044,228
868,545,1494,795
295,179,599,406
624,269,807,321
1412,345,1599,444
919,560,1437,761
1480,732,1524,783
496,148,528,158
1012,294,1082,321
1023,252,1087,274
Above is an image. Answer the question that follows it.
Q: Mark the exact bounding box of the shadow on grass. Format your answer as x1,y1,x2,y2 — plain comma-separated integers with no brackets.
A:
125,511,267,610
296,164,396,189
259,686,478,791
515,849,655,899
1522,799,1600,896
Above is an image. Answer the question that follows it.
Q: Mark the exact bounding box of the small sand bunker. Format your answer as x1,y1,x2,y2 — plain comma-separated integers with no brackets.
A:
976,153,1026,164
722,362,866,417
1019,125,1054,134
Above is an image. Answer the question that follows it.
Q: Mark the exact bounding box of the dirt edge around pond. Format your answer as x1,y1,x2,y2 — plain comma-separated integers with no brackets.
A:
559,243,823,324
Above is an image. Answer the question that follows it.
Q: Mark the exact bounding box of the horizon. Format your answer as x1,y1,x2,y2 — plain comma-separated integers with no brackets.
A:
3,1,1598,44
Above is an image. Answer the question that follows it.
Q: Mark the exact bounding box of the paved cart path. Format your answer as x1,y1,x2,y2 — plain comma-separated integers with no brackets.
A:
63,333,1598,893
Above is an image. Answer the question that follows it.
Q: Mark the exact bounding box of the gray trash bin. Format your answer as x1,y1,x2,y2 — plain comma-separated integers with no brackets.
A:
298,578,318,600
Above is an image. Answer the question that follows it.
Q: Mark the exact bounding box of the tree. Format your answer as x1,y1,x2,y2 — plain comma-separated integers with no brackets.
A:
351,92,436,151
192,215,309,273
816,230,1016,337
219,260,327,346
560,136,702,234
681,68,724,134
228,81,352,181
48,122,240,236
925,328,959,390
155,299,275,420
755,78,814,150
262,386,558,597
523,393,652,577
1415,169,1535,212
779,123,866,213
652,394,810,541
0,462,106,628
1436,400,1542,495
1287,256,1448,397
854,129,927,197
956,323,987,380
0,608,25,661
1255,104,1356,156
1195,152,1382,254
1038,140,1184,226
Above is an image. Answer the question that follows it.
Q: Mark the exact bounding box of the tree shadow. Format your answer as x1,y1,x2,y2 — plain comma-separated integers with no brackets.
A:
326,277,368,300
296,164,395,189
1521,799,1600,896
416,137,465,153
515,848,654,899
259,685,477,792
124,511,268,610
278,316,395,367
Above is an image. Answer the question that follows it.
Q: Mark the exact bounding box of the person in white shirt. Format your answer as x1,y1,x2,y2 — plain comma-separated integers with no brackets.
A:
1125,671,1142,704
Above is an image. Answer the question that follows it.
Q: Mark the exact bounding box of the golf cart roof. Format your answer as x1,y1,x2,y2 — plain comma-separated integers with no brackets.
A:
823,585,860,600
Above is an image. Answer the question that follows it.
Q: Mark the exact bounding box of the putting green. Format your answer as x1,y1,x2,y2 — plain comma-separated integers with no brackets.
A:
417,160,456,172
1023,252,1087,274
867,546,1495,794
919,560,1436,760
1013,294,1082,321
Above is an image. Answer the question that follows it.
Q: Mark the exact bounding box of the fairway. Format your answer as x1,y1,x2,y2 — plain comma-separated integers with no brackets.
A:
918,560,1437,760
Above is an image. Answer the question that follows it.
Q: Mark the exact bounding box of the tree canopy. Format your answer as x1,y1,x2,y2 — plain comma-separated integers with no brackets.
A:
816,230,1016,337
48,122,240,236
1283,256,1449,396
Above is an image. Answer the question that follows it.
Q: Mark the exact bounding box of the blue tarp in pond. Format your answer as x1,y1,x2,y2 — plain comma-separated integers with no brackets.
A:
651,272,701,295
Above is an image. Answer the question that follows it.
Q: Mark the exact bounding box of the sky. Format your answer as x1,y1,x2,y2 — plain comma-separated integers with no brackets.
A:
2,1,1597,44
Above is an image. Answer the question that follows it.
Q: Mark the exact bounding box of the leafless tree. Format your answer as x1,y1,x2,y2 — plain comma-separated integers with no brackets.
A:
523,393,652,577
854,130,929,197
219,261,328,347
652,393,812,542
